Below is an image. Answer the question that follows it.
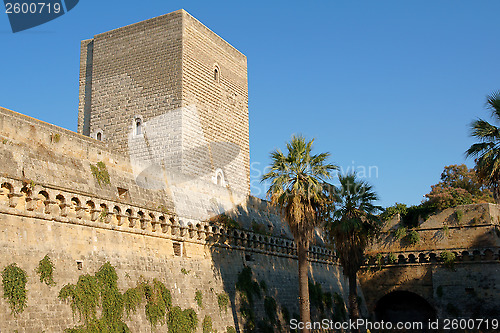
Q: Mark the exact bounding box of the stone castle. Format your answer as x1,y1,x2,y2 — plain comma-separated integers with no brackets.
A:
0,10,346,332
1,9,499,333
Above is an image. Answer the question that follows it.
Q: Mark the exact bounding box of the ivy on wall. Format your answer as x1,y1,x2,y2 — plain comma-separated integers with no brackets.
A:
1,263,28,316
90,161,110,187
58,262,141,332
36,255,55,286
167,306,198,333
141,278,172,327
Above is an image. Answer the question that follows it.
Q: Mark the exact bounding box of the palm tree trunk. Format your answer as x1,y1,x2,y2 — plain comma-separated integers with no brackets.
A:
348,273,360,333
298,239,311,333
494,185,500,204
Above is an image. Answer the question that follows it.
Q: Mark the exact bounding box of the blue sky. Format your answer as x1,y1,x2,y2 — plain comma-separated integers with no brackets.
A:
1,1,499,207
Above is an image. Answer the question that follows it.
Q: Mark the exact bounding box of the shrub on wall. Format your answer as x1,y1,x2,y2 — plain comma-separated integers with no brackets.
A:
333,292,347,321
405,229,420,245
1,263,28,316
141,278,172,327
440,251,456,269
90,161,110,187
394,226,407,240
217,292,229,313
264,296,277,324
202,315,213,333
166,306,198,333
36,255,55,286
195,290,203,308
387,252,397,264
58,262,147,332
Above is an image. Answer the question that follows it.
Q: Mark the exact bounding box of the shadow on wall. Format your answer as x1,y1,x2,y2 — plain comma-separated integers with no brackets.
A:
206,197,349,333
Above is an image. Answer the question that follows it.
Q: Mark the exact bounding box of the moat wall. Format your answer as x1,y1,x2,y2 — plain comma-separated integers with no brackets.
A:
360,204,500,320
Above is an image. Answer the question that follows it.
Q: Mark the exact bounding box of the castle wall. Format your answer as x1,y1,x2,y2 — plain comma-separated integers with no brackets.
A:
77,10,184,155
182,12,249,195
0,106,347,332
0,177,346,332
77,10,250,196
360,204,500,319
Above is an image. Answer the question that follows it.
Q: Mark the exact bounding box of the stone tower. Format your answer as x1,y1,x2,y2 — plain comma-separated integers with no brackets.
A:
77,9,249,195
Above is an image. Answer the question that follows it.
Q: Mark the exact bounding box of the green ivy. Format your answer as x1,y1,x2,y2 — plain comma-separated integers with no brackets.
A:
264,296,277,324
195,290,203,308
281,305,290,323
235,267,262,332
99,207,108,223
1,263,28,316
226,327,236,333
90,161,110,187
123,287,142,318
202,315,213,333
309,282,325,313
333,292,347,321
167,306,198,333
236,266,261,306
141,278,172,327
36,255,55,286
217,292,229,313
58,262,142,332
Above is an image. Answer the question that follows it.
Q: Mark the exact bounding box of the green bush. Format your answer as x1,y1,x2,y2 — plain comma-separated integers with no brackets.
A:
442,225,450,237
226,327,236,333
405,229,420,245
208,214,239,229
380,203,408,221
2,263,28,316
36,255,55,286
440,251,456,269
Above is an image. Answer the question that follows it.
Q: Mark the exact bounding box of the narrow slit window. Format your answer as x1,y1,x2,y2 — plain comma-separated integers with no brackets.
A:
96,132,102,141
214,67,219,82
135,119,142,135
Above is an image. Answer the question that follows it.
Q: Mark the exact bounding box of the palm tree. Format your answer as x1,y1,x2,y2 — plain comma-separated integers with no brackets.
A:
262,135,336,332
324,172,381,327
466,92,500,203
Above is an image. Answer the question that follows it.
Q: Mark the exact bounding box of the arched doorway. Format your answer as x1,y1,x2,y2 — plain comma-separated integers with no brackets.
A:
375,291,436,326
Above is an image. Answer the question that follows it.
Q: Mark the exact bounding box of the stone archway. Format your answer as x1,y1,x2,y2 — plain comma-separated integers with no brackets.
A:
375,290,436,324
